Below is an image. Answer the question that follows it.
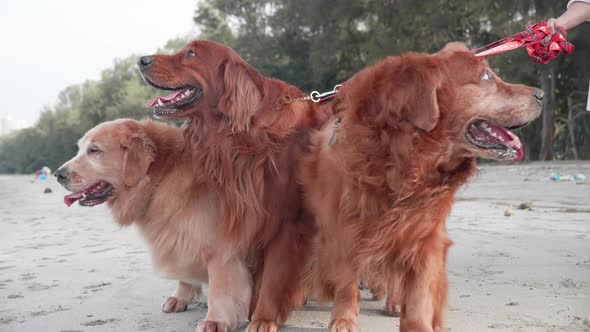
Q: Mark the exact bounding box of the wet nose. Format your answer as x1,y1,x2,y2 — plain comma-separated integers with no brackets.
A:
533,88,544,102
54,167,70,183
138,56,153,70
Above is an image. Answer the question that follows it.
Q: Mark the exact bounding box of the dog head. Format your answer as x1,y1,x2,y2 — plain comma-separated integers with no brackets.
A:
55,119,155,207
350,42,543,162
435,42,543,161
138,40,263,132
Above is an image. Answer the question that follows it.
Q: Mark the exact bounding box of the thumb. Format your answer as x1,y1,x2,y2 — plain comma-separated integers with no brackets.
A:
544,18,558,43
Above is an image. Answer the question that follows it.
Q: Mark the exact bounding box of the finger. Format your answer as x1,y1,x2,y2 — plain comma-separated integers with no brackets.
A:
547,18,557,34
544,18,557,43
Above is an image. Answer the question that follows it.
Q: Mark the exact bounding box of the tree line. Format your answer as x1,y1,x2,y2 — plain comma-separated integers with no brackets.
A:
1,0,589,174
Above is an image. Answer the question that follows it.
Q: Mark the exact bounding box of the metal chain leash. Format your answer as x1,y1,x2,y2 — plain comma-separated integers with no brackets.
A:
283,84,343,104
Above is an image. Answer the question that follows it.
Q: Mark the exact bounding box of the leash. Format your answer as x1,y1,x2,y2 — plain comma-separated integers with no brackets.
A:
472,21,574,64
285,21,574,105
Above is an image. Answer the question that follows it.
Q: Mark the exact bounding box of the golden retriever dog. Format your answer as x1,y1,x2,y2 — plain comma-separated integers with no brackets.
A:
137,40,329,331
55,119,251,332
301,43,543,332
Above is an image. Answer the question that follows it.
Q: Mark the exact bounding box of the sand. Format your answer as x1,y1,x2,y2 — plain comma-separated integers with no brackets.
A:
1,161,589,332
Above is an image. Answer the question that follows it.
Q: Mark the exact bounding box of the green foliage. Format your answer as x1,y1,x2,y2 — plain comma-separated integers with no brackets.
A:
1,1,589,174
0,47,186,173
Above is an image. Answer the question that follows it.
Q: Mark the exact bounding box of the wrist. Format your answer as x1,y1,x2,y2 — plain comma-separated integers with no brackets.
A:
555,16,571,30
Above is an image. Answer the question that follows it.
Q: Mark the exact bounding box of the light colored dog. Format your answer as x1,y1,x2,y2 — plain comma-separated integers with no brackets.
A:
56,119,251,332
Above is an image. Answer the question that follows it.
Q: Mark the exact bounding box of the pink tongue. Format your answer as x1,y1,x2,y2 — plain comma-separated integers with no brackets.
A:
64,193,83,207
145,89,187,108
490,125,523,161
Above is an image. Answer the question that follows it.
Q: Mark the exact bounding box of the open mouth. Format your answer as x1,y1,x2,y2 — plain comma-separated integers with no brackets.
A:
466,120,524,161
143,78,202,118
64,181,114,207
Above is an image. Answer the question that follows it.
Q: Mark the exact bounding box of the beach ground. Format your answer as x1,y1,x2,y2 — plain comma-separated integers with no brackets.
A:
1,161,589,331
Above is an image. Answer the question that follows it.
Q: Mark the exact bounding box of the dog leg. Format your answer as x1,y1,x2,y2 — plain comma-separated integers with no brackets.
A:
162,281,201,313
384,292,402,317
248,221,311,332
328,279,360,332
197,256,251,332
368,279,386,301
400,245,448,332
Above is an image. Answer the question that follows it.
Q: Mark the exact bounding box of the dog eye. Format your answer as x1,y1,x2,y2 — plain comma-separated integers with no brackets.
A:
87,146,101,154
481,71,492,81
186,50,197,57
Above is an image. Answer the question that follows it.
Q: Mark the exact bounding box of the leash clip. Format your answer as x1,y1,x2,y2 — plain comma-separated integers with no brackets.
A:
310,84,343,103
283,84,343,104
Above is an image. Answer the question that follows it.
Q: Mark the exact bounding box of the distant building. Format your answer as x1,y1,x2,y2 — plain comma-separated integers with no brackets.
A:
0,117,27,136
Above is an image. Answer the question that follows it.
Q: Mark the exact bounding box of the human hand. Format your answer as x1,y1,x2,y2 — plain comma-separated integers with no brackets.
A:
544,18,562,44
547,18,559,34
546,1,590,42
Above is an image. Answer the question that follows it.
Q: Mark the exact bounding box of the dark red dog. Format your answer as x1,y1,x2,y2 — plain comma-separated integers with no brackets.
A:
301,43,543,332
138,40,329,332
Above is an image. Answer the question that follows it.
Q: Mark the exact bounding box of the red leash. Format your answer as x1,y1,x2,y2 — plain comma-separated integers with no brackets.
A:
472,21,575,64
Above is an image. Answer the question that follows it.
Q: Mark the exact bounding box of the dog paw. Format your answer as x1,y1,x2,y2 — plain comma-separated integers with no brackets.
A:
247,319,278,332
329,318,358,332
384,296,401,317
162,296,188,313
197,320,229,332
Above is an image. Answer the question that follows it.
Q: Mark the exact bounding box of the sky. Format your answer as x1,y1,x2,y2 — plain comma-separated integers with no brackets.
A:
0,0,198,128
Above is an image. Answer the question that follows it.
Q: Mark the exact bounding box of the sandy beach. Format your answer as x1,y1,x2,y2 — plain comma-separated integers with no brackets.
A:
1,161,589,332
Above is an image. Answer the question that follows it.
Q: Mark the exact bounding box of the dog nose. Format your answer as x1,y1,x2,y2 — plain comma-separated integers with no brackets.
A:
138,56,153,69
54,167,70,183
533,88,544,102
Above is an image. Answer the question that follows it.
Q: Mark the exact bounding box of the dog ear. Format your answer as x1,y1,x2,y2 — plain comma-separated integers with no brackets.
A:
220,60,263,132
121,134,155,187
402,68,443,132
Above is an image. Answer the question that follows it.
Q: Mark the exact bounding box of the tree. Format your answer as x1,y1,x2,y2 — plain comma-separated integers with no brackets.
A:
0,39,189,174
1,1,589,173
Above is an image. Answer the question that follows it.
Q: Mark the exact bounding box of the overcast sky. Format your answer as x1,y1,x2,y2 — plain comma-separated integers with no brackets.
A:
0,0,197,127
